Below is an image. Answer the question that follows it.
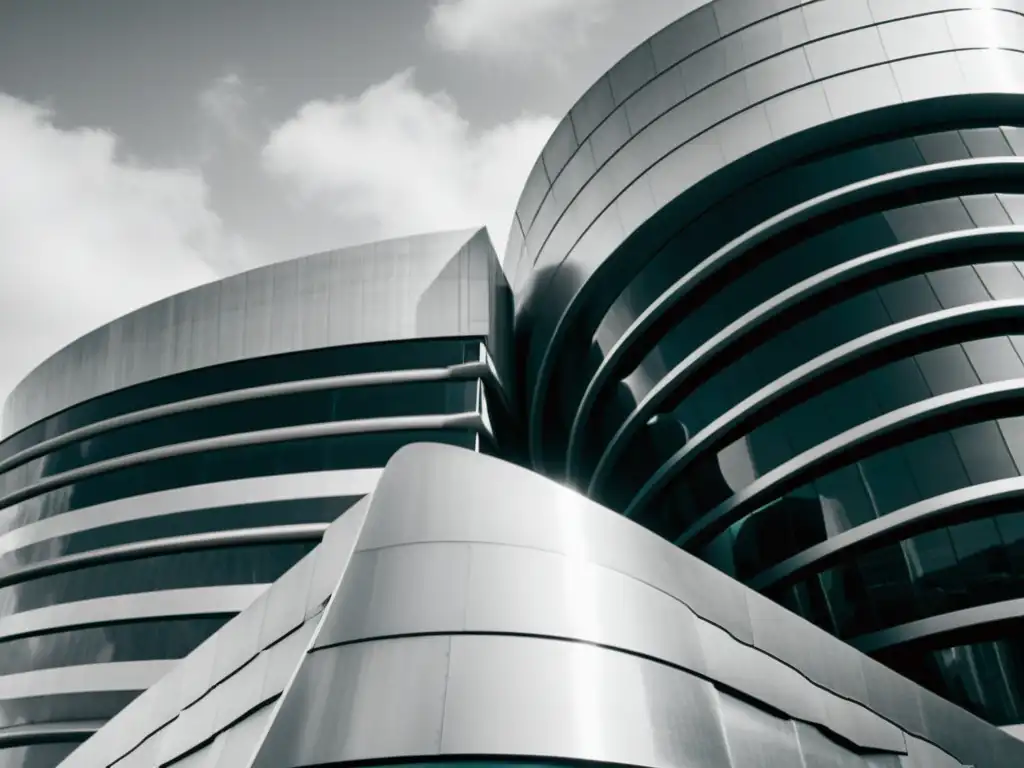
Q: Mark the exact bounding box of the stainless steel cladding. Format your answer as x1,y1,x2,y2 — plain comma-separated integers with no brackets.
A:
58,444,1024,768
0,228,513,765
509,0,1024,730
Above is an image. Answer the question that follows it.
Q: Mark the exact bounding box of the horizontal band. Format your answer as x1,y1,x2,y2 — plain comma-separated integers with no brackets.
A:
530,67,1024,467
677,378,1024,549
572,159,1024,480
585,165,1024,489
0,410,487,514
0,467,381,560
624,298,1024,517
0,660,174,700
0,720,103,748
749,476,1024,592
0,524,327,591
0,585,267,643
851,596,1024,654
0,359,488,478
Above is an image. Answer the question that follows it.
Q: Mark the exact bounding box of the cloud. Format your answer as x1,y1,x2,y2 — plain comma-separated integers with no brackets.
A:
0,93,248,411
199,72,249,138
427,0,611,58
262,69,556,256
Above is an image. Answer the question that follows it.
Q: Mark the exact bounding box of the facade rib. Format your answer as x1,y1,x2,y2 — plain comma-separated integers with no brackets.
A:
510,0,1024,733
0,228,512,765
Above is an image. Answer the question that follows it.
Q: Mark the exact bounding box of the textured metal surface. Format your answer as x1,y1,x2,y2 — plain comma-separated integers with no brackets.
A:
578,175,1024,482
625,301,1024,517
0,722,102,748
591,224,1024,492
510,0,1024,465
0,410,486,514
0,229,512,768
0,586,264,642
0,469,380,555
12,2,1024,765
0,359,489,478
501,0,1024,728
57,444,1024,768
3,228,503,435
0,661,173,701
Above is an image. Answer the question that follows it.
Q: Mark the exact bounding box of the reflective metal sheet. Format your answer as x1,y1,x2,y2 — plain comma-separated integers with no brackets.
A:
4,228,499,434
462,542,709,678
260,618,319,702
251,636,450,767
0,585,262,642
258,552,316,650
514,1,1024,466
440,633,731,767
0,660,172,701
365,443,756,644
211,701,273,768
314,543,471,648
0,469,381,557
52,441,1024,768
304,495,369,620
209,587,268,686
171,633,220,712
902,733,965,768
715,689,805,768
695,618,828,729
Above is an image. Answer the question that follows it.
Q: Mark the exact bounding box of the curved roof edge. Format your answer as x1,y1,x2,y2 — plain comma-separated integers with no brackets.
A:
3,227,494,437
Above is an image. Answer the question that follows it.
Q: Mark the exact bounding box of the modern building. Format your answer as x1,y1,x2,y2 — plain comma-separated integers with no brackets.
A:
509,0,1024,736
3,0,1024,766
52,443,1024,768
0,228,512,766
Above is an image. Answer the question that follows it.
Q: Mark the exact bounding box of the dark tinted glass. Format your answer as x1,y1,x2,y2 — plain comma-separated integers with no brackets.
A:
551,126,1024,460
0,379,478,499
0,338,481,462
775,503,1024,638
0,541,316,614
0,743,80,768
0,691,138,729
633,314,1024,530
0,496,358,570
690,409,1024,585
877,629,1024,726
0,617,229,675
0,428,479,532
589,214,1024,499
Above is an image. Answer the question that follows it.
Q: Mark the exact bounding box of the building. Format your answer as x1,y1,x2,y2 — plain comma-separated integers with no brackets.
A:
509,0,1024,736
53,443,1024,768
0,228,512,766
3,0,1024,765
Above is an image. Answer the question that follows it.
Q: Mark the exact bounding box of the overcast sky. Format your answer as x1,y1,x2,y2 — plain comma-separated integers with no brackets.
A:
0,0,704,404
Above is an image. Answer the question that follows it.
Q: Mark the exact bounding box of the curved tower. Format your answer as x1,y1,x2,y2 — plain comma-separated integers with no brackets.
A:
510,0,1024,729
0,228,511,765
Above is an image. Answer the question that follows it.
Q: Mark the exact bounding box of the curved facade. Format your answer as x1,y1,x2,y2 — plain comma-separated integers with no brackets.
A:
0,228,513,766
510,0,1024,730
54,444,1024,768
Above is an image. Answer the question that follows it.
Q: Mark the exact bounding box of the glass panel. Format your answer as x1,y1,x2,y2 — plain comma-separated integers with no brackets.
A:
0,617,228,676
877,630,1024,726
0,542,312,614
1,496,359,570
0,338,476,463
0,690,139,729
0,428,479,532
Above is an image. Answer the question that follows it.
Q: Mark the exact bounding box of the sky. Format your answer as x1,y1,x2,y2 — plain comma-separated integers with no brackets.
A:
0,0,705,404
